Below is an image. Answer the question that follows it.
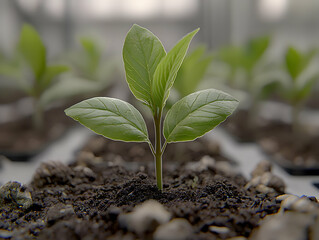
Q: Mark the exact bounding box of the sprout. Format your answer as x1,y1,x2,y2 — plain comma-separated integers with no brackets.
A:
65,25,238,191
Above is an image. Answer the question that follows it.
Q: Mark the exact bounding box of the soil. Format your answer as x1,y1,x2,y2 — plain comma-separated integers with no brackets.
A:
224,110,319,174
0,136,285,240
0,91,26,105
0,106,74,161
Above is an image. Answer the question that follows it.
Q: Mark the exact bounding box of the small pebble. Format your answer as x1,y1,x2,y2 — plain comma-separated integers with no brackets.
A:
185,155,215,172
119,200,171,235
46,203,75,225
209,225,230,234
154,218,193,240
0,181,32,210
251,160,271,178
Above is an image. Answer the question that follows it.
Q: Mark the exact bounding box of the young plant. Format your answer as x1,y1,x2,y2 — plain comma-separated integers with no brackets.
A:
218,36,279,125
0,24,69,131
280,46,318,136
174,45,213,98
67,37,117,90
65,25,238,191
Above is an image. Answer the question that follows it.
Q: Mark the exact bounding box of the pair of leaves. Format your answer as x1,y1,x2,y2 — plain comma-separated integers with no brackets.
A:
65,89,238,143
174,45,214,97
123,24,198,111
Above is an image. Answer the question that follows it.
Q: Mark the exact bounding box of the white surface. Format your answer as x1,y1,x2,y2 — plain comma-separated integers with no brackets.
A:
0,126,93,184
210,127,319,197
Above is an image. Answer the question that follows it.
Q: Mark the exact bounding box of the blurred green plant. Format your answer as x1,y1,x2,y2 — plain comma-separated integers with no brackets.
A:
174,45,213,98
280,46,318,136
0,24,102,131
217,36,280,125
0,24,68,130
65,25,238,191
67,37,117,90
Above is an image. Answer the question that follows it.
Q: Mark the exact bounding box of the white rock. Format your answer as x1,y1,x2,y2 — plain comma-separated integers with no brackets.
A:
280,195,300,211
185,155,215,172
119,200,171,235
209,225,230,234
251,160,272,178
276,194,295,202
215,161,237,175
250,211,317,240
154,218,193,240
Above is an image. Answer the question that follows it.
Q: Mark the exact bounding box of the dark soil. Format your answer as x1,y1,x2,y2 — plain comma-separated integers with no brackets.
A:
80,135,231,166
0,138,283,240
0,106,74,160
224,110,319,173
0,90,26,105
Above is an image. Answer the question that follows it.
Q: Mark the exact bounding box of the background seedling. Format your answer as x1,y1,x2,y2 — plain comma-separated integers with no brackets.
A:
174,45,213,98
0,24,106,131
0,24,69,131
65,25,238,191
217,36,279,126
66,37,118,90
279,46,318,136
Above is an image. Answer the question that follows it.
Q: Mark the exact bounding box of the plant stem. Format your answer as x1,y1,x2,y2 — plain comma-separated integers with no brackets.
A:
154,110,163,191
33,99,43,132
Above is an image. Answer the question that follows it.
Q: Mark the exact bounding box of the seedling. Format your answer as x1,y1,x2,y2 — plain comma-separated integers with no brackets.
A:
218,36,279,125
65,25,238,191
67,37,117,90
174,45,213,98
280,46,318,136
0,24,69,131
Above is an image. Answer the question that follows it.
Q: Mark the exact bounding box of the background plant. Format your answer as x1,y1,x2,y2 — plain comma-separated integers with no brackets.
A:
0,24,69,131
0,24,106,131
279,46,318,136
65,25,238,191
65,37,118,91
217,36,280,125
174,45,213,98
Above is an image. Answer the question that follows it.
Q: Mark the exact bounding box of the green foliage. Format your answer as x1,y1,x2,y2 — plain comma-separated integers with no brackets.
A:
242,36,270,72
18,24,46,81
123,24,166,108
151,28,199,110
0,24,70,130
164,89,238,143
282,46,318,104
174,45,213,97
65,97,149,142
65,25,238,190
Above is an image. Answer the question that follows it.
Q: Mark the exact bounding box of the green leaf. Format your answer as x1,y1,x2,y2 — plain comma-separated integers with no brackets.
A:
285,47,303,80
123,24,166,106
164,89,238,143
152,28,199,110
244,36,270,71
18,24,46,81
41,64,69,88
65,97,149,142
80,37,100,75
175,45,213,97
